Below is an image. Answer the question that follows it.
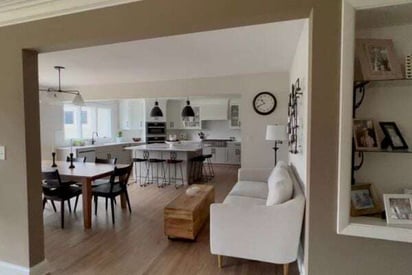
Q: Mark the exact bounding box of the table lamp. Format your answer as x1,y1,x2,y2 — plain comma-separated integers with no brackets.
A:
266,125,287,166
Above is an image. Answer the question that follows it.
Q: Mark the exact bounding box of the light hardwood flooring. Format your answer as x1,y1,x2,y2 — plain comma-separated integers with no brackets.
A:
44,165,299,275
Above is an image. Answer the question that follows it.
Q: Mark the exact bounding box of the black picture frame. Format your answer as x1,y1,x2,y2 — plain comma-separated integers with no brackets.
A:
379,122,408,150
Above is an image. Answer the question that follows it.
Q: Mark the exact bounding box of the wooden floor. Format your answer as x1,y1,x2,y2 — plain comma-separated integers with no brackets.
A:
44,165,299,275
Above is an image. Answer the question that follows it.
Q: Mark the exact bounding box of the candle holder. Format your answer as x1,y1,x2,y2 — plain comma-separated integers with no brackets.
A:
51,152,57,168
69,153,75,169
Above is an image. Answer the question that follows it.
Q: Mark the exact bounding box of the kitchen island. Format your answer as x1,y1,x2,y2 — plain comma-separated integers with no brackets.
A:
125,144,203,185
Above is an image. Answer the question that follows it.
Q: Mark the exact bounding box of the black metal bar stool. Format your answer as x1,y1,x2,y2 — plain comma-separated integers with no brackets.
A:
133,151,149,187
190,155,206,183
147,157,167,188
166,151,184,189
203,154,214,180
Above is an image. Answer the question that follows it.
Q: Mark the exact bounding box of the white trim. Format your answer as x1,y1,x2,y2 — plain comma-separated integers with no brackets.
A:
0,259,49,275
0,0,143,28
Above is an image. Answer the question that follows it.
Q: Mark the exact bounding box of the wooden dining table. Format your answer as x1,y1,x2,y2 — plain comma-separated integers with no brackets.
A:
42,160,127,229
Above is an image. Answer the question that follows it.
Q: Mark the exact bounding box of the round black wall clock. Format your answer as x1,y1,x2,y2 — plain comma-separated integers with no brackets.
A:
253,91,277,115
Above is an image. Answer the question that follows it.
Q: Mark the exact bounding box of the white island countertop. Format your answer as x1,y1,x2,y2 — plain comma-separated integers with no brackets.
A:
125,144,202,152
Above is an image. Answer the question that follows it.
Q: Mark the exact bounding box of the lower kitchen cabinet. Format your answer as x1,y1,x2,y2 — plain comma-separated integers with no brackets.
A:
203,144,241,165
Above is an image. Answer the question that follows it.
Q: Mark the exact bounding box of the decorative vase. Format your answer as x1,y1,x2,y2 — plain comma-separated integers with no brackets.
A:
116,137,123,143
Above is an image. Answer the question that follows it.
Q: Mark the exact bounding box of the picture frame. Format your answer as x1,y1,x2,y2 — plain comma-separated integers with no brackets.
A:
351,183,381,216
353,119,379,151
379,122,408,150
383,194,412,224
355,39,403,81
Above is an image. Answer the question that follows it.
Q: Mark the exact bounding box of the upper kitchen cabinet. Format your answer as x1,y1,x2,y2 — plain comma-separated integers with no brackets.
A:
229,99,241,129
198,98,228,121
119,99,145,130
145,98,167,122
166,100,184,129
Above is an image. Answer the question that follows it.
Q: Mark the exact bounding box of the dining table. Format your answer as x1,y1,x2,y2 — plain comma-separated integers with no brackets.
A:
41,160,127,229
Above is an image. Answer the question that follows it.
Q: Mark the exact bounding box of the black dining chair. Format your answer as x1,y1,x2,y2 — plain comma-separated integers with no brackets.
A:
92,163,133,224
42,170,82,228
66,156,87,163
93,157,118,210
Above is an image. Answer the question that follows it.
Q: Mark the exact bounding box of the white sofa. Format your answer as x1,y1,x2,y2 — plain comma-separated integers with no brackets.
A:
210,164,305,274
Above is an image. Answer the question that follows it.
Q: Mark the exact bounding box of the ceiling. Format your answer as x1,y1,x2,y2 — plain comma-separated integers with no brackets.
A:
0,0,142,27
38,19,306,88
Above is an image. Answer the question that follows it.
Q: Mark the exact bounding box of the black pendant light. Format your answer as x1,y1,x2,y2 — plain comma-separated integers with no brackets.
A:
150,100,163,117
181,99,195,117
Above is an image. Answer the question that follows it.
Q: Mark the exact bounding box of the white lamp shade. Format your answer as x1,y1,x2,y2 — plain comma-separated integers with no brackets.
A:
266,125,287,141
72,94,85,106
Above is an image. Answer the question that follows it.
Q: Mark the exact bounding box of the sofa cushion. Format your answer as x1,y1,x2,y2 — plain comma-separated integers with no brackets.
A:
223,195,266,206
266,166,293,206
228,181,268,199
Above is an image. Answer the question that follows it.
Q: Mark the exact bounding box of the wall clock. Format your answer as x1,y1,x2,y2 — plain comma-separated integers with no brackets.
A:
253,91,277,115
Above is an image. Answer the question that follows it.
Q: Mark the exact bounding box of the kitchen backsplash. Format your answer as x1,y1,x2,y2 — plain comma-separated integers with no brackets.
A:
167,120,241,141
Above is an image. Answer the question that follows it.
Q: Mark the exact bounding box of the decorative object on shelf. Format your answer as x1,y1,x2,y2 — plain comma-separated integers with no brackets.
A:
68,153,75,169
116,131,123,143
198,132,205,140
406,54,412,79
252,91,277,115
39,66,85,106
379,122,408,150
287,78,303,154
353,119,379,151
132,137,141,142
150,99,163,117
355,39,403,81
51,152,57,168
383,194,412,224
266,125,287,166
181,98,195,118
350,183,381,217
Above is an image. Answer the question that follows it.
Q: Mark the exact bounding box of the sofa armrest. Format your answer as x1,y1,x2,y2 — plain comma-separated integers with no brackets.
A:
237,168,272,182
210,197,305,264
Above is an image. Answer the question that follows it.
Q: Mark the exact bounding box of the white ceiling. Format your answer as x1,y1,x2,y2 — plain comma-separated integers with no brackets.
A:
39,19,305,88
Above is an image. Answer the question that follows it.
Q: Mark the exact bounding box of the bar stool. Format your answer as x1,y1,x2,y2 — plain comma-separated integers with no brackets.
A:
133,151,149,187
166,152,184,189
190,155,206,183
147,157,167,188
203,154,214,180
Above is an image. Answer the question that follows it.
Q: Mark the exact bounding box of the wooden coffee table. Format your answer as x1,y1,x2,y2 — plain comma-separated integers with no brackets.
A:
164,184,214,240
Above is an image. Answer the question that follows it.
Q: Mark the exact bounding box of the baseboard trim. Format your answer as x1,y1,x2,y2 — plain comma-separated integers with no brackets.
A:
0,259,49,275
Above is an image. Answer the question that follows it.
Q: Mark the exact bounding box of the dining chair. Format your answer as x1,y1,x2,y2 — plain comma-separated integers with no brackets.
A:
92,163,133,224
42,170,82,228
66,156,87,163
93,157,118,210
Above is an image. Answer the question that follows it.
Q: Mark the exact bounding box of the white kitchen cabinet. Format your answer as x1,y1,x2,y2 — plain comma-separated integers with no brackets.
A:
166,100,184,129
119,99,145,130
229,103,241,129
227,147,241,164
200,102,228,121
211,147,228,164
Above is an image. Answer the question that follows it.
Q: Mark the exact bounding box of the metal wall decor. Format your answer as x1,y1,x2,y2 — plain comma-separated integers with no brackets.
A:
287,78,303,154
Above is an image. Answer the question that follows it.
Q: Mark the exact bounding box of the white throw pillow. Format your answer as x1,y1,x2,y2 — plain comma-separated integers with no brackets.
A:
266,166,293,206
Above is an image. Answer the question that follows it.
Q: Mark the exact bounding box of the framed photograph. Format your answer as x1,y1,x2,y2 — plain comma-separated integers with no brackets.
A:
356,39,403,81
353,119,379,151
379,122,408,150
351,183,381,216
383,194,412,224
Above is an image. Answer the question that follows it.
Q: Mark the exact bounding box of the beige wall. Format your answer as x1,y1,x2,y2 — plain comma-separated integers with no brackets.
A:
77,72,290,169
1,0,411,274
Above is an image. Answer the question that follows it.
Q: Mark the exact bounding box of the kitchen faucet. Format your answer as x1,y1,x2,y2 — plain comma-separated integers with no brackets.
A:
91,132,99,145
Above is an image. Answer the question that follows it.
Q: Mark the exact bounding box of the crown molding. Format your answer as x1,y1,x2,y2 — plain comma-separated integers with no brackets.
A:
0,0,143,28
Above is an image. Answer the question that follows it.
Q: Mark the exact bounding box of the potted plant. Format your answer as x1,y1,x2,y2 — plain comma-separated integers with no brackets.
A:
116,131,123,143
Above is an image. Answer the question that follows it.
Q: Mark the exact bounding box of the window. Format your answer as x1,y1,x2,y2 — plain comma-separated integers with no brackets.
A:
64,104,112,140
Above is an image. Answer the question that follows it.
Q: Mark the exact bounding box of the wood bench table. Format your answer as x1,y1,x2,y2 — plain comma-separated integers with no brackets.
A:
164,184,214,240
